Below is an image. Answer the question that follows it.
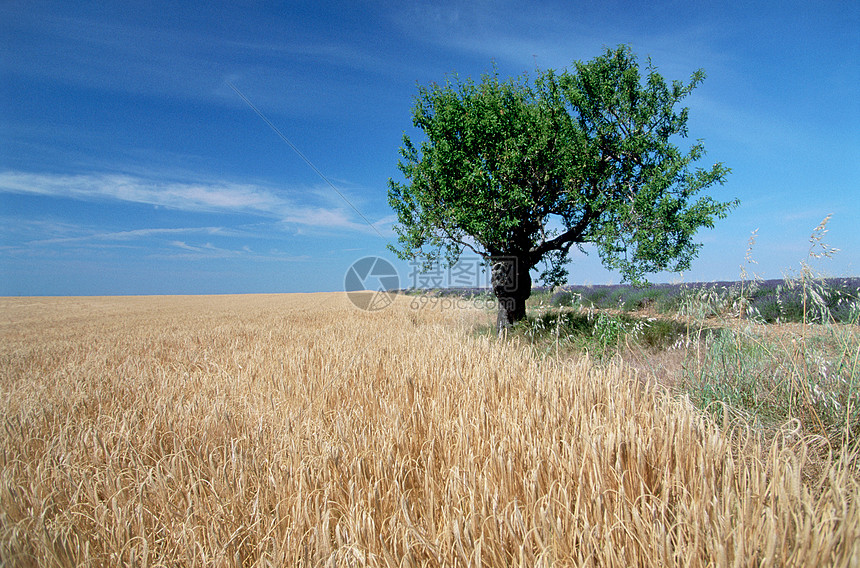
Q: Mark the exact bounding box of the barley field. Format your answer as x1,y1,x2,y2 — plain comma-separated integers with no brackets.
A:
1,293,857,566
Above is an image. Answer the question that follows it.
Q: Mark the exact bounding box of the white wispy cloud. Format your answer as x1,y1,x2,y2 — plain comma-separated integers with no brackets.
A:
29,226,226,246
390,1,719,73
0,171,283,213
0,217,314,262
167,240,246,258
2,3,397,114
0,170,386,234
156,240,310,262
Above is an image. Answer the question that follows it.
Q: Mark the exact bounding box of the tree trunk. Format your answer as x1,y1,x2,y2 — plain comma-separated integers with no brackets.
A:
491,257,532,334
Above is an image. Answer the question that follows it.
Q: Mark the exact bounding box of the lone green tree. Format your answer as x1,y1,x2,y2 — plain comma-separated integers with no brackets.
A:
388,46,736,333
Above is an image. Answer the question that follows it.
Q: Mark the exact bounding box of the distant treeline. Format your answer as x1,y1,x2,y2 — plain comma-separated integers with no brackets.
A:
399,277,860,324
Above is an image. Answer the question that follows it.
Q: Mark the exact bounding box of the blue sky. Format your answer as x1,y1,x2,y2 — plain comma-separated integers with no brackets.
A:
1,0,858,296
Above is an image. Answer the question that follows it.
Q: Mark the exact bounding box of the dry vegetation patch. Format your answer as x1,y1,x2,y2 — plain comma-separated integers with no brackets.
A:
1,294,857,566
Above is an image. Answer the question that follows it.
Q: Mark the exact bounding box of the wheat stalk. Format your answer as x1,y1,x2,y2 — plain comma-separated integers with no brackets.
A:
1,294,856,566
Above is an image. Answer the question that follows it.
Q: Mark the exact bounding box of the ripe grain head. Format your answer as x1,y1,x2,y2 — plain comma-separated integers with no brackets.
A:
1,293,856,566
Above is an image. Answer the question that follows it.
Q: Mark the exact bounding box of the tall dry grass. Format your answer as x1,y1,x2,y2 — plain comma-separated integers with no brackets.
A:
1,294,857,566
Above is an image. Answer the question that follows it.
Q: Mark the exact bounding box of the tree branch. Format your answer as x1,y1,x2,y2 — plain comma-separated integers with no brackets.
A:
436,220,489,260
531,208,597,257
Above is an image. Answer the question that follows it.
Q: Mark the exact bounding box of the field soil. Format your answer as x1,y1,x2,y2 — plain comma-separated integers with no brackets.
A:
1,294,857,566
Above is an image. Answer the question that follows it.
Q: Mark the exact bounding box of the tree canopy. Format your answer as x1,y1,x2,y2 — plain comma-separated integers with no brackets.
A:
388,45,736,331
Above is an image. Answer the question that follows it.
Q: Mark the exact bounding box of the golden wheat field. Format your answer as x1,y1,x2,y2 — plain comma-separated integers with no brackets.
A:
1,293,858,567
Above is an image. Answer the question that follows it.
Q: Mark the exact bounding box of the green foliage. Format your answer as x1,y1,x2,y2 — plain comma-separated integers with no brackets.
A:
492,308,686,362
591,312,634,354
388,45,736,297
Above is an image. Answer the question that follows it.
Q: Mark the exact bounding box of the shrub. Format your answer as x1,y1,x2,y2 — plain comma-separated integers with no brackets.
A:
637,319,689,349
550,289,578,308
620,288,662,311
